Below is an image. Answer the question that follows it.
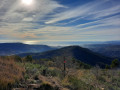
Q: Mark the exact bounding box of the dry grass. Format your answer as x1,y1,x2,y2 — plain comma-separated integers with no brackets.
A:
0,56,25,89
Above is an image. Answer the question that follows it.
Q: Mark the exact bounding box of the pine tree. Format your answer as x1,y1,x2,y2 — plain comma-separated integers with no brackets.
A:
105,64,110,69
111,59,120,69
25,55,33,62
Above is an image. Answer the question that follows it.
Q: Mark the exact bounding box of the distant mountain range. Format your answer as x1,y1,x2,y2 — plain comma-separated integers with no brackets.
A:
0,42,119,66
45,40,120,46
18,46,112,66
0,43,57,56
105,41,120,45
84,44,120,58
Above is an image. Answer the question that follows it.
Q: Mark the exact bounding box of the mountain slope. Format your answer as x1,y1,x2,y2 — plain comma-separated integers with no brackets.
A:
19,46,112,66
0,43,57,56
84,44,120,58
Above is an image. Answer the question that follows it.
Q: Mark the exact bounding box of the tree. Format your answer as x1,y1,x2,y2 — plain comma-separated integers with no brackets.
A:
111,59,120,69
25,55,33,62
72,58,76,64
14,55,22,62
105,64,110,69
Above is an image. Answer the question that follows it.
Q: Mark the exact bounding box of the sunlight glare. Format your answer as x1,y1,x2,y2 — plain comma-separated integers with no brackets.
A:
22,0,33,5
23,41,37,44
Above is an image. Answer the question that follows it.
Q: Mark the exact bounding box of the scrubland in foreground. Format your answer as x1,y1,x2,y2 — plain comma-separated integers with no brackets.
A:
0,56,120,90
0,56,25,90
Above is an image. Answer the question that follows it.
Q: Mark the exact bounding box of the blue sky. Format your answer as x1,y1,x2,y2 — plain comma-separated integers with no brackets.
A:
0,0,120,45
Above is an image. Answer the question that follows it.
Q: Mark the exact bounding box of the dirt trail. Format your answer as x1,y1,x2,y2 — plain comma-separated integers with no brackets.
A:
13,75,69,90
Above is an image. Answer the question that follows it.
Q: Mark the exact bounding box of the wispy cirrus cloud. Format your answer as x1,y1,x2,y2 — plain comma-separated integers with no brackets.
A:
0,0,65,39
75,15,120,30
45,0,120,24
0,0,120,44
1,0,64,22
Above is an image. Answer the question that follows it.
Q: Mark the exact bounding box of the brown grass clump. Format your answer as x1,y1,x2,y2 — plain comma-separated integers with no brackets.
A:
0,56,25,89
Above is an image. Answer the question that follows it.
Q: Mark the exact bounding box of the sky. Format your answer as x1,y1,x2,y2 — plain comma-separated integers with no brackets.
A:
0,0,120,45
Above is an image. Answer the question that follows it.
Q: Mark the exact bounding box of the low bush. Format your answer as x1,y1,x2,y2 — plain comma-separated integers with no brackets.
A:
64,75,94,90
36,83,58,90
0,56,25,90
47,68,62,78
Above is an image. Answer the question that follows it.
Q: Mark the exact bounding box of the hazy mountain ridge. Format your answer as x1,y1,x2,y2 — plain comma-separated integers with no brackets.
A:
19,46,112,66
84,44,120,58
0,43,57,56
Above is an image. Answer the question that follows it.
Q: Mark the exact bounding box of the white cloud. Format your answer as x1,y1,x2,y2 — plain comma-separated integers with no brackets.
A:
0,0,120,42
75,15,120,30
0,0,65,39
1,0,64,22
89,5,120,19
45,1,100,24
45,0,120,24
23,17,33,21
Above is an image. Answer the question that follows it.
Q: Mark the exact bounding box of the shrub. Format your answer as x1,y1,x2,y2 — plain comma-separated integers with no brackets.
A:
98,76,106,82
0,56,25,90
24,74,29,81
77,60,92,69
47,68,62,77
14,55,22,62
111,59,120,68
105,64,110,69
25,55,33,62
47,61,55,67
25,63,41,74
67,75,94,90
36,83,57,90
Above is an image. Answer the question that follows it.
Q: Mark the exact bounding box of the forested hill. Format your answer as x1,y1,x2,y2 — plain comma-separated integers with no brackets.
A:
19,46,112,66
84,44,120,58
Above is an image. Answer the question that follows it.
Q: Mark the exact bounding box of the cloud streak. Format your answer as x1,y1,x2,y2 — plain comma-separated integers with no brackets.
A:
0,0,120,43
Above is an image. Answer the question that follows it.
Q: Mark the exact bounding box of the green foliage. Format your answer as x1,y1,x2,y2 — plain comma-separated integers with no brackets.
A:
25,63,41,69
68,75,94,90
25,63,41,75
47,61,55,67
24,62,49,79
47,68,62,77
24,74,29,80
105,64,110,69
72,58,76,63
111,59,120,68
98,76,106,82
14,55,22,62
25,55,33,62
39,65,48,72
77,60,92,69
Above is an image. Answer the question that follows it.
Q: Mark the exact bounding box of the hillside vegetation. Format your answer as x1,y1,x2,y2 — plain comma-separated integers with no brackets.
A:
0,55,120,90
0,56,25,90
